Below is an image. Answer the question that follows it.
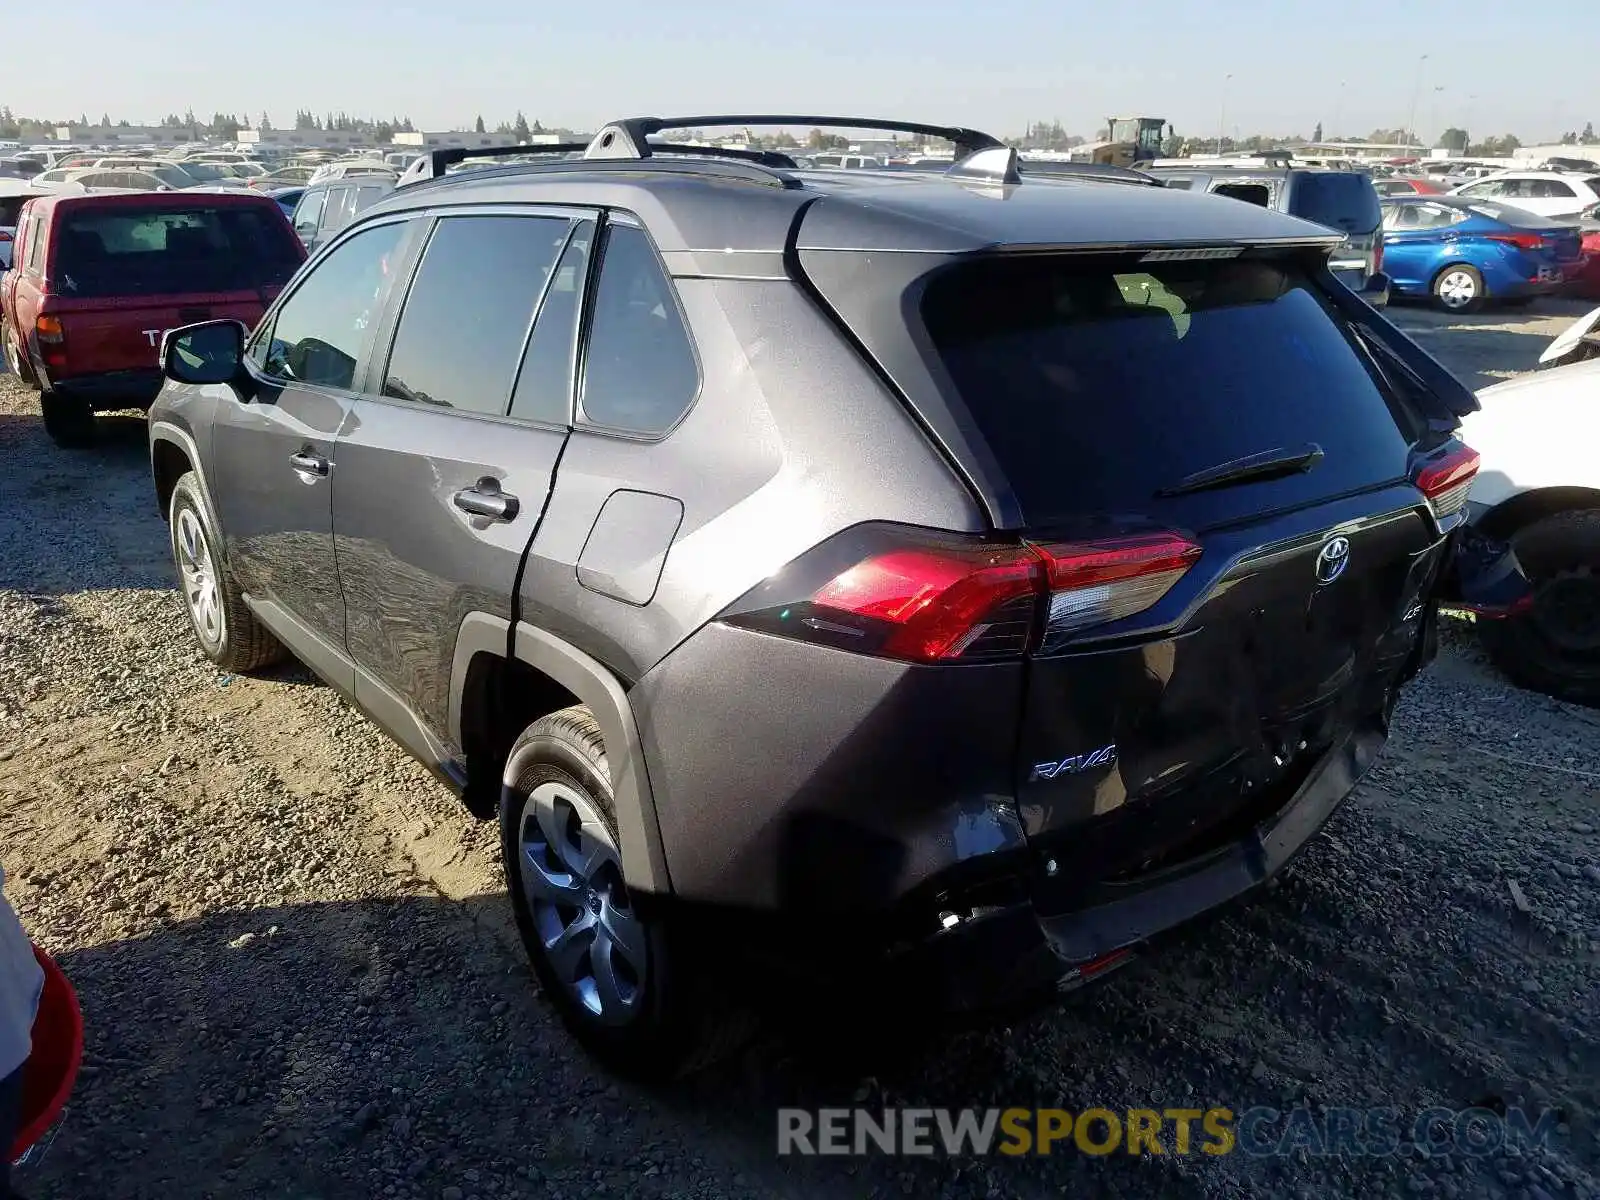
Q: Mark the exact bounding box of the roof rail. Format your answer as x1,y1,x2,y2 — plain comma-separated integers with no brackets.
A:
584,115,1004,161
398,142,589,187
1018,161,1161,186
392,154,803,196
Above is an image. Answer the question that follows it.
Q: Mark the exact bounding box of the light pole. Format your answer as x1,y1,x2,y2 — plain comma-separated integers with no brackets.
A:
1405,53,1429,151
1217,73,1232,154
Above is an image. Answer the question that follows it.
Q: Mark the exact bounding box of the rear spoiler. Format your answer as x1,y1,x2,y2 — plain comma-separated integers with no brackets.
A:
1319,267,1479,427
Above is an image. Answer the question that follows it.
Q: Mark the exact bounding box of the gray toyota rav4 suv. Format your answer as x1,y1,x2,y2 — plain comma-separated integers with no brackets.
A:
146,116,1521,1076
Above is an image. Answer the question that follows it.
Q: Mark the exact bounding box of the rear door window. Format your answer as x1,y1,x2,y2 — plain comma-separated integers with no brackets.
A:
1211,181,1271,207
1289,173,1381,233
52,203,303,297
510,221,593,424
577,222,699,435
920,254,1416,527
380,214,570,416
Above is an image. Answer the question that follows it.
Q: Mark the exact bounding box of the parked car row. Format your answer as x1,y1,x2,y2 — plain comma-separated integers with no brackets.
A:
2,121,1584,1083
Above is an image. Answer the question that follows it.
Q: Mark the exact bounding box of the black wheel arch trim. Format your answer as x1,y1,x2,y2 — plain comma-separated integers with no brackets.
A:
449,612,671,895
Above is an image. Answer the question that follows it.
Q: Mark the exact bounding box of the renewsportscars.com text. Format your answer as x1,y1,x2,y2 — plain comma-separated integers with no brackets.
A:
777,1106,1561,1158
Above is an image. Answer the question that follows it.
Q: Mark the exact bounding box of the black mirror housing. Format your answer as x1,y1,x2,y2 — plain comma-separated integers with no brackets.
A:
161,320,247,387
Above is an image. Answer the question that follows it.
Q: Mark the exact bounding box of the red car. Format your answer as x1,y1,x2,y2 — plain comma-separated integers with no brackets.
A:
1573,204,1600,298
1373,176,1447,197
0,190,305,446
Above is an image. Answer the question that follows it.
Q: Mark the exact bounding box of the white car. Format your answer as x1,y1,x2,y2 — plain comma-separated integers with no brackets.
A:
1461,358,1600,704
1449,170,1600,218
0,180,46,269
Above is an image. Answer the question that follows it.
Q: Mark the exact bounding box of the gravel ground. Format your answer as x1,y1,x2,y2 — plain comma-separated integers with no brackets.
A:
1,301,1598,1200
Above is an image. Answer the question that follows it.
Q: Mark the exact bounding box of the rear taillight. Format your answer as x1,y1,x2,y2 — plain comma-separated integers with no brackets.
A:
1416,443,1480,520
1486,232,1546,252
718,525,1201,663
35,315,63,344
0,230,12,244
1035,533,1203,653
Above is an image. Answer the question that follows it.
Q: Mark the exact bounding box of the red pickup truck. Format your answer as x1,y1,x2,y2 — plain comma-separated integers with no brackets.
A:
1,190,305,445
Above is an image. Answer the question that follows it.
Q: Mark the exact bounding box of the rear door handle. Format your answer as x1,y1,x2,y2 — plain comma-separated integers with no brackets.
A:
289,450,330,477
453,479,519,522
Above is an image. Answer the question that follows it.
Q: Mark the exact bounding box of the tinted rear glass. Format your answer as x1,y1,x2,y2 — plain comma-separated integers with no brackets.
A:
921,255,1414,526
0,197,25,224
1289,173,1380,232
53,204,303,297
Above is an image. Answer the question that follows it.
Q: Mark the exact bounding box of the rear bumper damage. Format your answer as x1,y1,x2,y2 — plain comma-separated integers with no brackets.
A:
892,719,1388,1011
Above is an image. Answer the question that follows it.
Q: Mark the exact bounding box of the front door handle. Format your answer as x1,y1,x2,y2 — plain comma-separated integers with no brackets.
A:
453,478,519,522
289,450,330,477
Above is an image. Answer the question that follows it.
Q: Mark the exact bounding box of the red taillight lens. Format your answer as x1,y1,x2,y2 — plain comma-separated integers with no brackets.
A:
719,525,1201,663
1416,443,1480,520
811,544,1042,661
0,230,12,244
35,315,63,344
1486,232,1546,252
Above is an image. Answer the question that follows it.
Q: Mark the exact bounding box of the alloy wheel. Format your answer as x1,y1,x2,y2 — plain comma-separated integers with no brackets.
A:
175,507,224,648
518,780,646,1025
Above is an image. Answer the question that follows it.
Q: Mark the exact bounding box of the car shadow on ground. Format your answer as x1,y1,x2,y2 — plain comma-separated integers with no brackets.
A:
0,410,173,596
19,881,1587,1200
21,894,1233,1200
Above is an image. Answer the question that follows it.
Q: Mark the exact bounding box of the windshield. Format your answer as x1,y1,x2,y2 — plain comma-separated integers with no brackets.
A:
53,203,304,297
920,254,1415,525
179,163,225,182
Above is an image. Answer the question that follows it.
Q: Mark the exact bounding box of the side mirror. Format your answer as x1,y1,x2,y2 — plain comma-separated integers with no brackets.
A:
161,320,247,386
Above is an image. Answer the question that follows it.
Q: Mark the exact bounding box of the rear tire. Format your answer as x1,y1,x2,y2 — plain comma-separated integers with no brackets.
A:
1478,510,1600,706
1,315,36,388
168,471,287,673
1432,263,1485,313
499,706,749,1079
39,390,96,448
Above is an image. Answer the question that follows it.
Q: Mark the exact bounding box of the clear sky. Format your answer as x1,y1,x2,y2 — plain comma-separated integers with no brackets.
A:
9,0,1597,142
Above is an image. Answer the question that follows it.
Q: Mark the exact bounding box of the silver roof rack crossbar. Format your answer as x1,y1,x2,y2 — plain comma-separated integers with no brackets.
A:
398,142,589,187
584,115,1005,161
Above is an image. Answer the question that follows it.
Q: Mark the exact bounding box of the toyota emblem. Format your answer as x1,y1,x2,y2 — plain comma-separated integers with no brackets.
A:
1315,535,1351,586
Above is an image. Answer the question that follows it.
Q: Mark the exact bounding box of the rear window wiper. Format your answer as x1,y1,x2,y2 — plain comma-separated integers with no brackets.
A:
1157,443,1324,498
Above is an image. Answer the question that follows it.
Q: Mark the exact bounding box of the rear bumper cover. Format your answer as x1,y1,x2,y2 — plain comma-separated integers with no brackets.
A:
896,720,1386,1010
44,368,163,409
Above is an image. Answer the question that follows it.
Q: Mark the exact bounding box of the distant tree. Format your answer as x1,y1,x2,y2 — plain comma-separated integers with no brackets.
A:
1439,127,1469,153
78,112,88,127
474,114,486,133
532,118,544,134
1583,121,1597,144
1312,121,1323,143
259,111,272,131
1561,130,1579,145
513,111,531,140
99,112,111,127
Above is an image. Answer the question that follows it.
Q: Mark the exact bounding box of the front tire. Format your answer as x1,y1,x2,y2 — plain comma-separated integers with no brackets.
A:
1432,263,1485,313
499,706,744,1078
39,390,95,447
168,471,287,673
1478,510,1600,706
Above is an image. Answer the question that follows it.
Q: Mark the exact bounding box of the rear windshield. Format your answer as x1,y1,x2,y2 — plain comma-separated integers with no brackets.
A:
1289,173,1381,233
1462,201,1572,229
53,204,303,298
921,255,1414,525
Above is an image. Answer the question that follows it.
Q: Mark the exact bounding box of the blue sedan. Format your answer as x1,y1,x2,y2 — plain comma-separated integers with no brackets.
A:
1379,196,1584,311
